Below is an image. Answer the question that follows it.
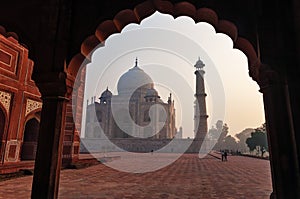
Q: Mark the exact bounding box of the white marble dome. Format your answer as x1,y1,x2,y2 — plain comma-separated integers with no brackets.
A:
117,60,153,94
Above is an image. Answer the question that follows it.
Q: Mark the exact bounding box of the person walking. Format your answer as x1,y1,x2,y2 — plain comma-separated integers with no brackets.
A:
221,151,224,161
224,151,228,161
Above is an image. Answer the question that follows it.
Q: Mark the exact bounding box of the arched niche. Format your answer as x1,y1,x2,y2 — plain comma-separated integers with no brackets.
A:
20,117,40,160
0,107,6,161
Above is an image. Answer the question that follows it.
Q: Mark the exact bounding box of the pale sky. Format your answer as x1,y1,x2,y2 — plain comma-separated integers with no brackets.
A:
80,11,265,138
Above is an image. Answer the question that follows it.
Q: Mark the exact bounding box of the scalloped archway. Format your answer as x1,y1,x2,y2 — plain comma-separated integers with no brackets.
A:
0,1,299,198
65,1,275,197
0,1,296,198
68,1,261,83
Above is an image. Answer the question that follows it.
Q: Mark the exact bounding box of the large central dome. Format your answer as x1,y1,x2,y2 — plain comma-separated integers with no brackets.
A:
117,59,153,94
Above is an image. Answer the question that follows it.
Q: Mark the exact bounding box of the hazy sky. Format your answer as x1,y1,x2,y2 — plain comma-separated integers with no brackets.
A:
81,11,265,138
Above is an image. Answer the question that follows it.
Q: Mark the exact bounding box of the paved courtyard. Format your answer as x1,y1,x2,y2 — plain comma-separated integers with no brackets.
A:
0,153,272,199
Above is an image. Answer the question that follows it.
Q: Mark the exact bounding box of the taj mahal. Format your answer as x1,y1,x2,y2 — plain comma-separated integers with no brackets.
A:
82,57,208,153
85,58,177,139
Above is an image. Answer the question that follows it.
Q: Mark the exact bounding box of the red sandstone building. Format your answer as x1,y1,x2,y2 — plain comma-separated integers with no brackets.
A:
0,32,85,173
0,34,41,172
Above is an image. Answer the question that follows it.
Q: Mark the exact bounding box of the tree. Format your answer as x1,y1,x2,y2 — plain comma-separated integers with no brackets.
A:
235,128,254,153
246,127,268,156
223,135,239,151
213,122,231,150
208,120,223,141
245,135,256,152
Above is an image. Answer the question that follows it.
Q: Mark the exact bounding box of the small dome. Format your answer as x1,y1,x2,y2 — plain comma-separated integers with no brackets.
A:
145,88,159,97
117,59,153,95
194,57,205,69
99,87,112,100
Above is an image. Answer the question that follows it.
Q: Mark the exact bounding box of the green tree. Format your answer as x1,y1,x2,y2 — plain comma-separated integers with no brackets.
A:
223,135,239,151
245,134,256,152
246,127,268,156
208,120,223,141
213,123,230,150
235,128,254,153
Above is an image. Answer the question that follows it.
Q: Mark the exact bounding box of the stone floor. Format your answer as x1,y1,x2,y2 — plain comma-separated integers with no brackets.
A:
0,153,272,199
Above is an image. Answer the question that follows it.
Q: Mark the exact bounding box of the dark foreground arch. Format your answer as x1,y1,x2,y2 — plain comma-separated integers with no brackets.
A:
1,1,300,198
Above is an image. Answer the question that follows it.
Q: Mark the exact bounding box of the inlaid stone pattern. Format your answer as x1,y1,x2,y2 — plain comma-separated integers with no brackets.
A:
25,99,42,116
0,90,11,114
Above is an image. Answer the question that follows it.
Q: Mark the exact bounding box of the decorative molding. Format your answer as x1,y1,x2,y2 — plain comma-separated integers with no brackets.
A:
0,90,11,114
0,39,19,76
5,140,20,162
25,98,42,117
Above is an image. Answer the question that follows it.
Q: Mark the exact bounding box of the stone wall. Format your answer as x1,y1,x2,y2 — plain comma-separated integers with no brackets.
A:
80,138,211,154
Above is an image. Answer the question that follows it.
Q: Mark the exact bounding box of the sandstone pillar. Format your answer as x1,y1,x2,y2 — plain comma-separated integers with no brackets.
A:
259,65,300,199
31,72,68,199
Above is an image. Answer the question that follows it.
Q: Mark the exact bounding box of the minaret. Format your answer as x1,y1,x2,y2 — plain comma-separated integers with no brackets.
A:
194,57,208,140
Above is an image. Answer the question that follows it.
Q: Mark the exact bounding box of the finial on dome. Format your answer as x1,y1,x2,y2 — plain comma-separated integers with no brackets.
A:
106,86,108,91
135,57,138,67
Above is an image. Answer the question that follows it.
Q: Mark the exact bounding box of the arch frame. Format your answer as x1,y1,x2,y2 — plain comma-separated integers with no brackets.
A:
68,0,261,84
0,104,9,164
0,1,297,198
20,116,40,161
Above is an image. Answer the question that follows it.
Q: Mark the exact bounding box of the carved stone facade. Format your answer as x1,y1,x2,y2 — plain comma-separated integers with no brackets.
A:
0,33,84,172
0,33,42,173
25,99,42,117
0,91,11,115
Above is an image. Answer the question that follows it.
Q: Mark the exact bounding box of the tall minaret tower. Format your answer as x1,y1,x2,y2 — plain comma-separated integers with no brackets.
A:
194,57,208,140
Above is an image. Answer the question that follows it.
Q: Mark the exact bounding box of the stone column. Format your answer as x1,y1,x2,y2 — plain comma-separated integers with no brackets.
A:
31,72,68,199
259,65,300,199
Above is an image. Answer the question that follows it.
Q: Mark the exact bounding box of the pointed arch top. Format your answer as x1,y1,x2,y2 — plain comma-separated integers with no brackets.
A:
69,0,261,82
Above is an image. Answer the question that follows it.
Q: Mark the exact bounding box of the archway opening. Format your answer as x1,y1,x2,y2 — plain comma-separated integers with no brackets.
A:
21,117,40,160
70,2,271,196
80,11,264,147
0,107,5,160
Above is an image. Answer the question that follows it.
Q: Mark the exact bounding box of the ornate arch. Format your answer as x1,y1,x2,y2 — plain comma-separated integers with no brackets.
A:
24,98,42,119
0,104,8,162
68,0,261,83
20,117,40,160
0,90,12,117
20,111,41,147
0,96,9,142
0,105,7,139
24,111,41,124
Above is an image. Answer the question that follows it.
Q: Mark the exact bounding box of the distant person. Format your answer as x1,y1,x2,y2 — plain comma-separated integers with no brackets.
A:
261,147,266,157
224,151,228,161
221,151,224,161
